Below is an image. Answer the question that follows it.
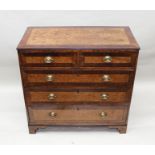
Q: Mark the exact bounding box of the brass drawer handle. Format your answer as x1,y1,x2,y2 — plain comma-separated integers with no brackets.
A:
46,74,53,82
101,93,109,100
44,56,54,63
100,112,107,118
102,74,111,82
48,93,56,100
103,55,112,63
49,112,57,118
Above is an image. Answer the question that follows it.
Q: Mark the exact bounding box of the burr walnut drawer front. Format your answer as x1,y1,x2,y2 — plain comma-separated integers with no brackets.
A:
29,107,127,124
25,73,130,84
81,52,137,67
20,53,75,67
28,91,129,104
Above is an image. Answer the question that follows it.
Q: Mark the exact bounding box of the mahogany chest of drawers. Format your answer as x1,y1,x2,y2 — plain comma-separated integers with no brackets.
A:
17,26,139,134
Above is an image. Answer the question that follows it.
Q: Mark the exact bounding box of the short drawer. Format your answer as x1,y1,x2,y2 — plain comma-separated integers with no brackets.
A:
25,73,129,84
20,52,76,67
27,91,129,104
29,107,127,124
80,51,137,67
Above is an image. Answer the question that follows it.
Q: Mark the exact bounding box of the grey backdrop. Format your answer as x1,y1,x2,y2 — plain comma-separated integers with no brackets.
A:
0,11,155,144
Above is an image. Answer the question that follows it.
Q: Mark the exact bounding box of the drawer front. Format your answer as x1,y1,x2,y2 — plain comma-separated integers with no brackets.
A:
20,52,76,67
29,107,127,124
26,73,129,84
28,91,129,104
80,52,137,67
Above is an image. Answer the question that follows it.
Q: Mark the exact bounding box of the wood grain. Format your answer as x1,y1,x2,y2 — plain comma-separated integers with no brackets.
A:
17,26,140,49
25,56,72,64
84,56,131,64
26,73,129,83
28,91,129,103
29,107,127,124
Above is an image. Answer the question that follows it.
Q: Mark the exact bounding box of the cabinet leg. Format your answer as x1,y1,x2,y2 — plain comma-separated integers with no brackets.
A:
28,125,47,134
117,126,127,134
28,126,38,134
109,125,127,134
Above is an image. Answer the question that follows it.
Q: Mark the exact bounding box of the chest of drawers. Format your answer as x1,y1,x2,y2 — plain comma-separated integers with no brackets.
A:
17,26,139,134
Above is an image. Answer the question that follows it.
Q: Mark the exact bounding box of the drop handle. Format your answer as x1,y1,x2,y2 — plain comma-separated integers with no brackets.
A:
103,55,112,63
44,56,54,63
100,112,107,118
101,93,109,100
48,93,56,100
102,74,111,82
49,112,57,118
46,74,54,82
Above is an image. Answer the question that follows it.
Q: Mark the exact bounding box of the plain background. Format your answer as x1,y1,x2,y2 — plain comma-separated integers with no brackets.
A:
0,10,155,145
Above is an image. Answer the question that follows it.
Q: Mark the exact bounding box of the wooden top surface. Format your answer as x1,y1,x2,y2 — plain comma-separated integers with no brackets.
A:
17,26,139,49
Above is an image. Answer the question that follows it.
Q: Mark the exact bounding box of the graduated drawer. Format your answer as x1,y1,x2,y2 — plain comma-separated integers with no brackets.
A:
27,91,129,104
20,52,76,67
80,51,138,67
25,73,130,84
29,107,127,125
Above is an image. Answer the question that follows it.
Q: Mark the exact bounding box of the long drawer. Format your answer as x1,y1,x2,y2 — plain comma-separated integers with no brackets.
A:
29,106,127,125
25,73,130,84
22,68,134,87
27,91,130,104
